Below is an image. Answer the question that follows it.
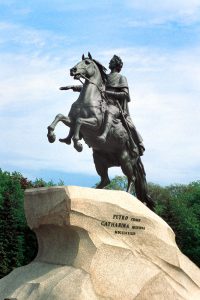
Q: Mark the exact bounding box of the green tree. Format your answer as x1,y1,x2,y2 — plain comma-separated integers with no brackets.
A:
105,176,128,191
167,183,200,266
0,170,25,277
0,169,65,278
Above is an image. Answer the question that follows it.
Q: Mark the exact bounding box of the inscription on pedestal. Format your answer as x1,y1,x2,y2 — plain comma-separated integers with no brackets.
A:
100,214,145,235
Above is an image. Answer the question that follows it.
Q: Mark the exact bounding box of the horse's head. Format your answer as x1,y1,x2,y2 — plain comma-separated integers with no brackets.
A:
70,52,107,83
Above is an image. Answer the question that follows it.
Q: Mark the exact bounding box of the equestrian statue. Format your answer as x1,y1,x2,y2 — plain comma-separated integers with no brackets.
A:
47,52,154,210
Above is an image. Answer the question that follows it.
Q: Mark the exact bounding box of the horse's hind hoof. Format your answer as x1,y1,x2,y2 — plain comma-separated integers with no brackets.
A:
96,178,110,189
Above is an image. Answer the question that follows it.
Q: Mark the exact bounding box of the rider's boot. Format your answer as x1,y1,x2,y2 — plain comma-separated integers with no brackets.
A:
59,137,71,144
59,135,72,145
59,128,74,145
97,112,113,143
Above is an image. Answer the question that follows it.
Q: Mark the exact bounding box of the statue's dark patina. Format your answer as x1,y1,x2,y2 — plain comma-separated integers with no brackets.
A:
47,53,154,210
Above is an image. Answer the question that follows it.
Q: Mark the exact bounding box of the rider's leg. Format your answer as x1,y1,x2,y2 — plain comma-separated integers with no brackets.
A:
97,111,114,143
59,128,74,144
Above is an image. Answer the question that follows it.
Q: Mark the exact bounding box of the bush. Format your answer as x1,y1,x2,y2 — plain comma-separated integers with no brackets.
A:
0,169,64,278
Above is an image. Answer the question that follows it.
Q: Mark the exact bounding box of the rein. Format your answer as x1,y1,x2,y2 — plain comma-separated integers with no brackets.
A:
78,74,107,101
77,73,108,111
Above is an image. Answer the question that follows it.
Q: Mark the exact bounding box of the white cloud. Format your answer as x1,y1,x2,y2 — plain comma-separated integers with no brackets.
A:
127,0,200,12
125,0,200,25
0,53,79,110
0,21,72,52
125,48,200,184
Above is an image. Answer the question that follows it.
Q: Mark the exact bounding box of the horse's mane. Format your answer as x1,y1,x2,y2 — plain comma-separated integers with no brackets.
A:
92,59,108,84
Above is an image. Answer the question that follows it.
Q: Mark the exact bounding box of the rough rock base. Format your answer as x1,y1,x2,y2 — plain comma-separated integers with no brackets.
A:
0,186,199,300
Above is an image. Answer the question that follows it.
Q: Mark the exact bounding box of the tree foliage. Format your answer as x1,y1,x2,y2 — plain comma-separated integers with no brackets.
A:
105,176,128,191
0,169,64,278
0,170,26,277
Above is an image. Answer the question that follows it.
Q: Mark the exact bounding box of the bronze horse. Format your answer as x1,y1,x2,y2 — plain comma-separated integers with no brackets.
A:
47,54,154,210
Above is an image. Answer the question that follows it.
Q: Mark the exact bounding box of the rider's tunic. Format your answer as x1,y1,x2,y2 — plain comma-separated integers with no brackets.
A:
105,72,144,152
106,72,130,115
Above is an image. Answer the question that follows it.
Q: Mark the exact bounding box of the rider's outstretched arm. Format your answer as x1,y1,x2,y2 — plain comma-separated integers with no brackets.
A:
59,85,82,92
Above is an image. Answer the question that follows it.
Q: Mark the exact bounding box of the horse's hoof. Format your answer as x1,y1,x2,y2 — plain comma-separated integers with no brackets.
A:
74,142,83,152
59,137,71,145
47,126,56,143
47,132,56,143
96,178,110,189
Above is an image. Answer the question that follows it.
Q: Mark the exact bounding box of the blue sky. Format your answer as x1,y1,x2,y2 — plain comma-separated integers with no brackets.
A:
0,0,200,187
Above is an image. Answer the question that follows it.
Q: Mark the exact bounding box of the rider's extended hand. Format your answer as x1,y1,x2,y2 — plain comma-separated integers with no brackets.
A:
59,86,72,90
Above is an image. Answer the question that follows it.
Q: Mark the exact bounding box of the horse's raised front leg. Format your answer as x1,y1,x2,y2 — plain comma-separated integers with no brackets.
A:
47,114,71,143
73,117,97,152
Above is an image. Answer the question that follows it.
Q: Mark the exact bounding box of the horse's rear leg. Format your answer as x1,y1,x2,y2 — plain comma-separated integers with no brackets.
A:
93,151,110,189
120,149,136,194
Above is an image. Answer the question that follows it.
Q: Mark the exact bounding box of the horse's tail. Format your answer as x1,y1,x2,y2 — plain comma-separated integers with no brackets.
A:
134,157,155,211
